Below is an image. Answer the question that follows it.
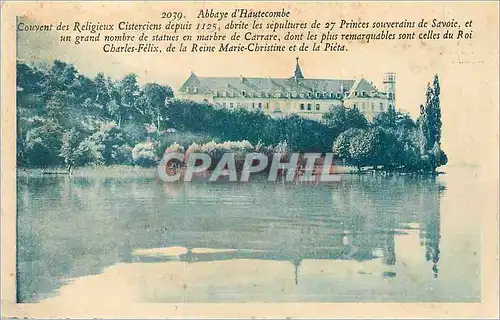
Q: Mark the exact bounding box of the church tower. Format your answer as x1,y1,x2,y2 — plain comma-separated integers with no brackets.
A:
294,57,304,81
383,72,396,108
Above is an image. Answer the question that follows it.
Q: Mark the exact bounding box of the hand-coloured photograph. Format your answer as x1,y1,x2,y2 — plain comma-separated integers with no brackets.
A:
1,1,498,318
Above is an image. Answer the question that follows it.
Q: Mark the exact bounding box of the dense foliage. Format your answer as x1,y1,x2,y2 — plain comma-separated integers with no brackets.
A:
164,99,335,153
17,60,174,169
16,60,447,172
330,76,447,172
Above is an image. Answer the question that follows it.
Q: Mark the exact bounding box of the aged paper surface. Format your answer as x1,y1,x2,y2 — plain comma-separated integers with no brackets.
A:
1,1,499,318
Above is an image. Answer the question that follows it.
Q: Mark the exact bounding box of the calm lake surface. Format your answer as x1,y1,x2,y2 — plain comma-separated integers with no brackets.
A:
16,167,482,303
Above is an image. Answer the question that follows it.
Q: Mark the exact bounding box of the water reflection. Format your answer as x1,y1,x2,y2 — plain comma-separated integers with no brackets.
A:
17,172,447,302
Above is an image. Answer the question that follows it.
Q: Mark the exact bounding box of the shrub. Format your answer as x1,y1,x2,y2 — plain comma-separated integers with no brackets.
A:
74,138,104,166
114,144,133,165
165,142,185,154
132,141,157,167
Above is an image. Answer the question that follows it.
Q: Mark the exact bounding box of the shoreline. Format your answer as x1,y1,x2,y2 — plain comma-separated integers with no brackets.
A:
16,164,447,178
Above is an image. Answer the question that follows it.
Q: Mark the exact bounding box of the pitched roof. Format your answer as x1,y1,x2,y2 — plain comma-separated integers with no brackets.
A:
180,75,356,96
178,60,388,99
346,78,385,99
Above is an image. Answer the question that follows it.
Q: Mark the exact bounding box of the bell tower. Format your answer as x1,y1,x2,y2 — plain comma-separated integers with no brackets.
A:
383,72,396,108
293,57,304,81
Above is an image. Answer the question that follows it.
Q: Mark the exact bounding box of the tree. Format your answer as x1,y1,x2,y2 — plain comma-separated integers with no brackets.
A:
374,106,416,132
16,62,49,114
373,105,397,129
333,127,409,170
117,73,140,126
347,129,376,169
322,105,368,138
16,61,171,168
24,120,63,167
44,90,74,127
137,83,174,131
94,72,111,108
87,122,131,165
107,99,123,126
74,137,104,166
60,129,80,172
71,74,97,105
430,75,442,148
49,60,77,93
332,128,363,160
417,75,447,171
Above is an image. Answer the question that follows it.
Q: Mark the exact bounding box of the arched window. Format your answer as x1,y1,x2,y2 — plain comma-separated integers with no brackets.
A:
316,104,320,111
380,102,384,111
300,103,305,110
241,90,246,97
307,103,312,111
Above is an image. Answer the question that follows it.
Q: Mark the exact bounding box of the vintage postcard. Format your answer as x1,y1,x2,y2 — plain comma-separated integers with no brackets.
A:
1,1,499,318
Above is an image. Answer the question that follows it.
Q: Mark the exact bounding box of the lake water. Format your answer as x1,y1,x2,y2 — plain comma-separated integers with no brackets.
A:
16,167,482,303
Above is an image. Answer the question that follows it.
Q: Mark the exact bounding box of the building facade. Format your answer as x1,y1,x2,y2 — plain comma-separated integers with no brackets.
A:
177,58,396,122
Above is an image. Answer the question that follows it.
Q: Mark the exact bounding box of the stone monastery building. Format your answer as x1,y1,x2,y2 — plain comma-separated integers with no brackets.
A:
177,58,396,122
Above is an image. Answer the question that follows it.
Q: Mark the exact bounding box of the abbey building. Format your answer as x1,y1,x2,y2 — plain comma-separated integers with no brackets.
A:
177,58,396,122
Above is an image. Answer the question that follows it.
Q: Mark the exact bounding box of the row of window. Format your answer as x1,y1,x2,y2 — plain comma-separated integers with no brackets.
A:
187,87,350,99
354,91,373,97
384,74,396,82
352,91,394,99
352,102,388,112
222,102,268,109
242,91,348,99
216,100,391,113
190,88,394,100
300,103,321,111
219,101,326,112
232,91,348,99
